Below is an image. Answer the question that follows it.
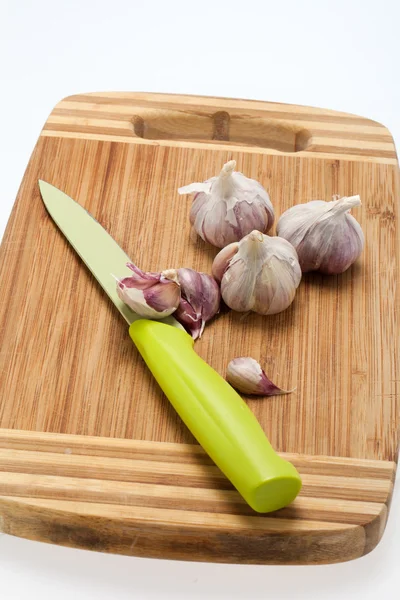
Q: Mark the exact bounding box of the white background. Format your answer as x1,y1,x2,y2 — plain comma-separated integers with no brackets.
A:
0,0,399,598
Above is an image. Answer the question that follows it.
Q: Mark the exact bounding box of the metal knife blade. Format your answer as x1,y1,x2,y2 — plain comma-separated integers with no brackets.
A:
38,180,182,329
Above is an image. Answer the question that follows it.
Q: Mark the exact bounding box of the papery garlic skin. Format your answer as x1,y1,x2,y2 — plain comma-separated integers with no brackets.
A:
213,230,301,315
178,160,274,248
117,263,181,319
276,195,364,274
227,357,294,396
174,268,220,339
211,242,239,283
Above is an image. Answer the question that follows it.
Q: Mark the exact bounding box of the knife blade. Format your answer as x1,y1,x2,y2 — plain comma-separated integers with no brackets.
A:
38,180,301,513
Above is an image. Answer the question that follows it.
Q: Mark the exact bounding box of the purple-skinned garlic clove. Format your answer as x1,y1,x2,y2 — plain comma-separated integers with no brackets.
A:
211,241,239,283
226,357,295,396
117,263,181,319
174,268,221,339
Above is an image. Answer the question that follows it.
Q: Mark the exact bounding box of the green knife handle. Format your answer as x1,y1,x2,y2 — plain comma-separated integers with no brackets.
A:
129,320,301,513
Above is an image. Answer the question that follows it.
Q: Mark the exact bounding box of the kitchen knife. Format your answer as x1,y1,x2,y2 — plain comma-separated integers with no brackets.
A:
38,180,302,513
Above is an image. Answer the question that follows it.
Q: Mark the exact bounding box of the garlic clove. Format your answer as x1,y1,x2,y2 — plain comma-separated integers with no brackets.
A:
220,256,256,313
211,241,239,283
174,296,203,340
226,357,294,396
117,264,181,319
196,196,228,248
214,230,301,315
174,268,221,339
277,195,364,274
178,160,274,248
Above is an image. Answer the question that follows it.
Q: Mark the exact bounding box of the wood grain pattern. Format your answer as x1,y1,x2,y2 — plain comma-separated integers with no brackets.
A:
0,92,398,563
0,430,394,564
42,92,398,164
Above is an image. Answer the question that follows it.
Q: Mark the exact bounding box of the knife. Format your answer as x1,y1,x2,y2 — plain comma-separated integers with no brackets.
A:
38,180,301,513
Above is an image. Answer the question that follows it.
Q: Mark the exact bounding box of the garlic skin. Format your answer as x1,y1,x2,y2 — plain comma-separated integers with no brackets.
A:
227,357,294,396
212,230,301,315
276,195,364,274
117,263,181,319
178,160,274,248
174,268,221,339
211,241,239,283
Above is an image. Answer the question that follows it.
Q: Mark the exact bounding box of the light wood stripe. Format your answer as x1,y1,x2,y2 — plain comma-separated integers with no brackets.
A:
46,114,135,134
305,136,395,156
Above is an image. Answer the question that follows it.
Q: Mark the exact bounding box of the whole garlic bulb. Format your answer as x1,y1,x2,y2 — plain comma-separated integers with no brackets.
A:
117,263,181,319
212,230,302,315
276,195,364,274
174,268,221,339
178,160,274,248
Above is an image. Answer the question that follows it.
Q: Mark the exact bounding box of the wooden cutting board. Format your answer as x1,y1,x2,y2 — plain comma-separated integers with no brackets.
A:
0,92,399,565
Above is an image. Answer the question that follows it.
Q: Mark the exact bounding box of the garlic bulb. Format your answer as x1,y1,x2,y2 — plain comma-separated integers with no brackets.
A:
174,268,221,339
227,357,294,396
212,230,301,315
117,263,180,319
276,195,364,274
178,160,274,248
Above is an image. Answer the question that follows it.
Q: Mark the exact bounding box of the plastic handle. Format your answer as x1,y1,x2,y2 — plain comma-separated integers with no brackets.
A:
129,320,302,513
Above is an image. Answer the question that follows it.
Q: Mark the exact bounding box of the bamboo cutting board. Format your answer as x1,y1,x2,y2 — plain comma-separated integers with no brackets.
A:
0,92,399,565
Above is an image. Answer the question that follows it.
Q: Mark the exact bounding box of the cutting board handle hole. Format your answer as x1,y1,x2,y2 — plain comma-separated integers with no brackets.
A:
131,110,309,153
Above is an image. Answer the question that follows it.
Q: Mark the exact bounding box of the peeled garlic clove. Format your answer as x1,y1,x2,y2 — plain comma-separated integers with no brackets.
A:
227,357,294,396
117,263,181,319
213,230,301,315
276,195,364,274
174,268,221,339
178,160,274,248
